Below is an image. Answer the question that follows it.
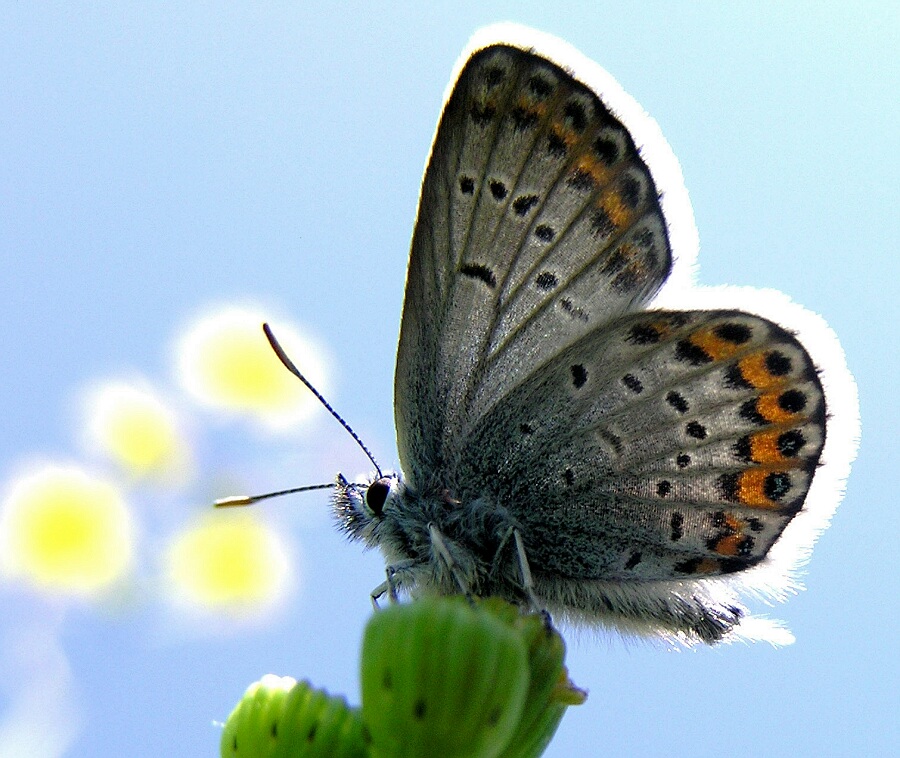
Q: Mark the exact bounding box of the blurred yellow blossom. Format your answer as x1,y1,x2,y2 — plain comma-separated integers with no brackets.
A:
165,511,291,612
176,307,328,431
0,465,134,594
83,381,190,480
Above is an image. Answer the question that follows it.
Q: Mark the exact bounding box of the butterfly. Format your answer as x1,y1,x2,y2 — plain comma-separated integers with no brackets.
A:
321,24,858,645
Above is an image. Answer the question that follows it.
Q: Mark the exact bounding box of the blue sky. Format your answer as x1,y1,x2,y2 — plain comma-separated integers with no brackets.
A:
1,3,897,756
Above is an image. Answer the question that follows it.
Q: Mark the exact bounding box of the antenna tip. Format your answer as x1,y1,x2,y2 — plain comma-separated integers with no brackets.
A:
214,495,254,508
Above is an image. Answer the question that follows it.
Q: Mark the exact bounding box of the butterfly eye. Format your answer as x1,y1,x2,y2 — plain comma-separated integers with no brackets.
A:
365,479,391,517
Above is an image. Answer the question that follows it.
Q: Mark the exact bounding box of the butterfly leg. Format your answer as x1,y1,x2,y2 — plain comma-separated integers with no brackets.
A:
370,583,387,609
514,530,552,627
488,525,515,579
428,523,475,602
371,559,418,607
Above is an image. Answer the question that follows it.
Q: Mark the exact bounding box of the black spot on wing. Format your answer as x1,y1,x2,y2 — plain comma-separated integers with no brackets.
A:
778,430,806,457
535,224,555,242
593,135,619,164
570,364,588,388
666,391,689,413
589,208,615,238
686,421,707,440
513,194,539,215
546,130,568,158
559,298,589,322
670,512,684,540
459,263,496,288
715,322,753,344
563,100,588,132
622,374,643,393
765,351,792,376
779,389,807,413
627,324,662,344
527,74,554,99
675,340,713,365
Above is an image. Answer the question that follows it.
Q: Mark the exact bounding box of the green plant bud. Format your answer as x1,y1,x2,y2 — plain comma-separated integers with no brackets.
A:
477,599,587,758
361,597,530,758
221,675,367,758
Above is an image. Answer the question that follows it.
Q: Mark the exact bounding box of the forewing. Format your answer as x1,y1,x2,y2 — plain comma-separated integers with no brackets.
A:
395,43,673,486
453,309,827,581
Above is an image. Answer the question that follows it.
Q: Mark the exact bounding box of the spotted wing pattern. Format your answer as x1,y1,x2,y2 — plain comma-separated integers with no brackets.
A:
395,45,673,488
392,40,829,595
453,309,827,581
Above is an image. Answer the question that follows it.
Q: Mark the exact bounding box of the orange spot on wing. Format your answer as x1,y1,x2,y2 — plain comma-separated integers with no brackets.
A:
757,392,802,425
516,97,548,120
748,430,801,464
549,125,574,151
734,470,782,509
573,154,612,185
712,534,743,556
639,317,683,342
599,189,631,228
688,329,745,362
722,512,744,532
737,353,784,390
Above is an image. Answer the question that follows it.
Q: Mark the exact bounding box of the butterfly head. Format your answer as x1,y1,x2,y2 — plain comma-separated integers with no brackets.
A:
332,472,406,549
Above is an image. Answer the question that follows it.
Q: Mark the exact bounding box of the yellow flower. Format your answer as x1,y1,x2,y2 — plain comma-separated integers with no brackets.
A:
176,307,328,431
166,512,291,612
0,465,134,595
83,381,189,479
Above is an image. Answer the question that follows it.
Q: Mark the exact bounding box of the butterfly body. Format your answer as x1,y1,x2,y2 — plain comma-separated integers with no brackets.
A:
330,25,857,645
334,476,524,600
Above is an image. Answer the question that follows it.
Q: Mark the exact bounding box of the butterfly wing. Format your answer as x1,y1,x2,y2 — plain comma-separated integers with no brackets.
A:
390,27,853,642
453,309,826,582
395,40,673,488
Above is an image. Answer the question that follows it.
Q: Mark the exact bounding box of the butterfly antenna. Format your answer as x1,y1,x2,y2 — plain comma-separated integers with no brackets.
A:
215,482,334,508
262,322,383,478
